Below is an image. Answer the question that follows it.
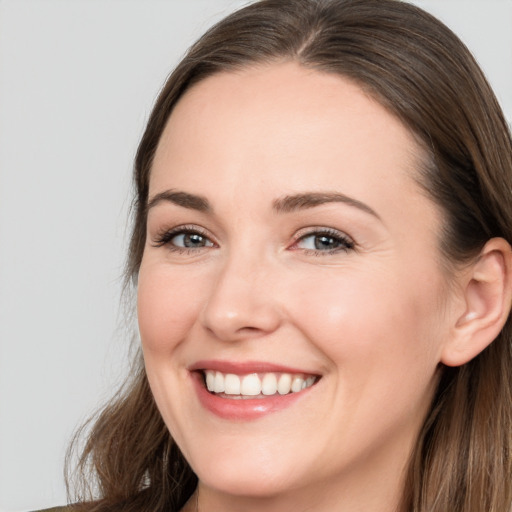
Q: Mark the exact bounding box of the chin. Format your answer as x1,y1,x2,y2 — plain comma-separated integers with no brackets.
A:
188,446,304,498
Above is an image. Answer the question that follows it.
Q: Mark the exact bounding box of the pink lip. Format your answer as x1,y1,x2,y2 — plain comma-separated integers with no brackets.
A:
189,360,320,421
189,359,316,375
191,372,314,420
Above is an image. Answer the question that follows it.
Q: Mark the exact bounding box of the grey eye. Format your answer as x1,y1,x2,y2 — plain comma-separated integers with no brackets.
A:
295,230,354,254
172,232,214,248
297,233,350,251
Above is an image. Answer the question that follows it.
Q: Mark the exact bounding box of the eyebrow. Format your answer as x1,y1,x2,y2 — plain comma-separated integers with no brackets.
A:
272,192,380,219
146,190,211,213
146,189,380,220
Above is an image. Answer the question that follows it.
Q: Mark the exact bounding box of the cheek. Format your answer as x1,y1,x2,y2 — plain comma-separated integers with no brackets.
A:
285,264,445,380
136,263,205,433
137,263,203,353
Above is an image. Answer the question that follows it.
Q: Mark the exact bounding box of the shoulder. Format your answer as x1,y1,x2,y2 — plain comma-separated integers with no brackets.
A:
31,508,74,512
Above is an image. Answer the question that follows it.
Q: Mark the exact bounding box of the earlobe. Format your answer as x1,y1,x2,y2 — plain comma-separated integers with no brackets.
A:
441,238,512,367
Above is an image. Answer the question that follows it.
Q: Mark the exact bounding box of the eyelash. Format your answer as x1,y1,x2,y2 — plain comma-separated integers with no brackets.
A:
152,225,215,253
152,226,355,255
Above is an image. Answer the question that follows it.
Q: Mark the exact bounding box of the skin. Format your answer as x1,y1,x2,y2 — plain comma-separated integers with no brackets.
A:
137,62,463,512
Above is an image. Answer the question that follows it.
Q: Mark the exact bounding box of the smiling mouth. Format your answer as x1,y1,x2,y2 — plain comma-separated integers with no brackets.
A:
201,370,319,399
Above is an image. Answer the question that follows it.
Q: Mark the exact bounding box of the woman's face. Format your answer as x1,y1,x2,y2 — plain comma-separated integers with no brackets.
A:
138,63,455,507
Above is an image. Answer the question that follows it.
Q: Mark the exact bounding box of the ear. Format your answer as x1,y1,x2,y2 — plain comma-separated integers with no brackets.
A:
441,237,512,367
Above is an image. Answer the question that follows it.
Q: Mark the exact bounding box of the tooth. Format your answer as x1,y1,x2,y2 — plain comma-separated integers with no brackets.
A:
277,373,292,395
261,373,278,395
224,374,241,395
214,371,225,393
241,374,261,395
206,370,316,396
291,375,305,393
205,370,215,392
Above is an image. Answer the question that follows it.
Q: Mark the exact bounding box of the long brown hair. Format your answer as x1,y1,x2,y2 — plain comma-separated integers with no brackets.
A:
67,1,512,511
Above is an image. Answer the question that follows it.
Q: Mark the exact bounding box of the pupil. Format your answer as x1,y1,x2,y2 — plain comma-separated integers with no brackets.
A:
315,235,337,250
184,233,204,247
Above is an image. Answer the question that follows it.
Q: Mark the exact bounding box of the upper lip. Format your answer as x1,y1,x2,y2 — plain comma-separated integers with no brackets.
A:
189,359,320,376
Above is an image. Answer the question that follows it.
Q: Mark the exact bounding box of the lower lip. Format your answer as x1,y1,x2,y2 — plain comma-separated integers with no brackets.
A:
191,372,314,420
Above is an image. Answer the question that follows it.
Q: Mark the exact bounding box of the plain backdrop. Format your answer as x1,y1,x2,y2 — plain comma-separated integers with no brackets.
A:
0,1,511,511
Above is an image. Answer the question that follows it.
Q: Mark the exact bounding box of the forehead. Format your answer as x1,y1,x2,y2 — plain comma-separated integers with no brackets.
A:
150,62,438,232
152,62,423,188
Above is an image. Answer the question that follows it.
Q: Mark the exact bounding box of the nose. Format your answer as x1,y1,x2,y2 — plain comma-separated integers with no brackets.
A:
200,251,282,341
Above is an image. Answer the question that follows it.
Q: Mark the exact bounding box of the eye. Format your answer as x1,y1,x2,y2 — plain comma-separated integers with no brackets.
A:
171,232,214,249
152,226,215,251
294,229,354,254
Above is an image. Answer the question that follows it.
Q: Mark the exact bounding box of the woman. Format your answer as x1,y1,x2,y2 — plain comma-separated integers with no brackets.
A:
60,0,512,511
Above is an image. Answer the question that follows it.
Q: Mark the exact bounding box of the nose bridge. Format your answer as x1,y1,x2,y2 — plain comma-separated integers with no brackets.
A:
201,243,281,340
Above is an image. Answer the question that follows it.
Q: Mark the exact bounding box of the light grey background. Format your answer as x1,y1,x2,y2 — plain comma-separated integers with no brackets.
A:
0,1,510,511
